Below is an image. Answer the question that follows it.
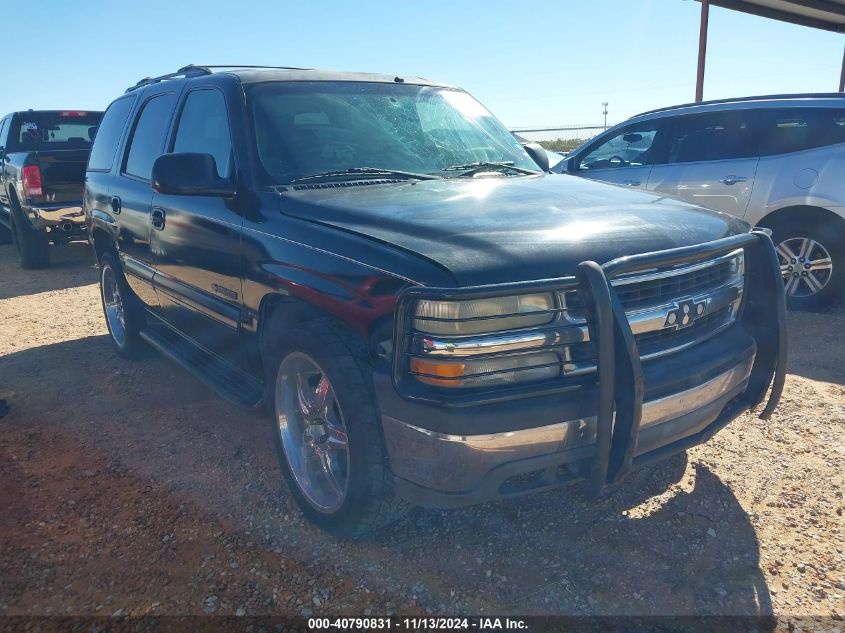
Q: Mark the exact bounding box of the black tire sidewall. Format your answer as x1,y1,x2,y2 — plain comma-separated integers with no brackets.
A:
10,207,49,269
267,323,391,536
770,220,844,309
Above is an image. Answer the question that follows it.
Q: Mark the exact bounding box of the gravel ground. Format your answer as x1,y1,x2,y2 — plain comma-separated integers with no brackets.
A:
0,243,843,629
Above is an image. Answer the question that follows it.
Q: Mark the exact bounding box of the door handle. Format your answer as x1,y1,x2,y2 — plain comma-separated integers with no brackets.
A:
109,196,121,214
720,175,748,185
622,179,641,186
150,207,166,231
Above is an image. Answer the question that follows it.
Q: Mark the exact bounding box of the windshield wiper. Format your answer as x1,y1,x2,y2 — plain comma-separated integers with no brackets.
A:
442,161,539,176
289,167,440,185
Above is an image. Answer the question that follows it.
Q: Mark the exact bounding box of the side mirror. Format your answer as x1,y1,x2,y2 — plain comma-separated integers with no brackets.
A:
152,153,235,197
521,142,549,173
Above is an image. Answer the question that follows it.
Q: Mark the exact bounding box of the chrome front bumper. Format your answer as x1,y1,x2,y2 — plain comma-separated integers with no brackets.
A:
384,354,754,507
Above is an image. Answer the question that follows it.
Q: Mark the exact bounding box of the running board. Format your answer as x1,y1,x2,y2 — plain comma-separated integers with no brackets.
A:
140,318,264,408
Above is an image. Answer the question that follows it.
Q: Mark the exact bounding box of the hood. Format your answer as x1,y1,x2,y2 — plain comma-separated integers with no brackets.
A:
279,174,750,286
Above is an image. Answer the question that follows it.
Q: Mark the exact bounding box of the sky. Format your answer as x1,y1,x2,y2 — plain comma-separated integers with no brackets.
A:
2,0,843,128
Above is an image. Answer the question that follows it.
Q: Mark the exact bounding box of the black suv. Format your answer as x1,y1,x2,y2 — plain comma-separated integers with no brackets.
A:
85,65,786,536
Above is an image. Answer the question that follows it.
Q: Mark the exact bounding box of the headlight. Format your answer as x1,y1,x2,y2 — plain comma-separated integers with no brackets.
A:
410,352,561,388
413,293,555,335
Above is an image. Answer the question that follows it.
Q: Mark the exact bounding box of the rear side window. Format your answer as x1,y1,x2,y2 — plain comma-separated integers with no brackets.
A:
88,97,136,172
758,108,845,156
171,89,233,178
123,93,177,180
666,112,756,163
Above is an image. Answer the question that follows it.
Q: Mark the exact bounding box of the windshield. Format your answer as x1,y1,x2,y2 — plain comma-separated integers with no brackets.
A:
246,81,539,185
8,111,103,152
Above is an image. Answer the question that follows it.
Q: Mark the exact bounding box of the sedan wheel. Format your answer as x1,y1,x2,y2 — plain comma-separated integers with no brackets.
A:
275,352,350,514
776,236,833,299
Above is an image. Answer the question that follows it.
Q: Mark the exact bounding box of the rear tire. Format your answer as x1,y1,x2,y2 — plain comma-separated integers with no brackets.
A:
99,252,146,359
770,218,844,310
267,319,410,537
10,208,50,269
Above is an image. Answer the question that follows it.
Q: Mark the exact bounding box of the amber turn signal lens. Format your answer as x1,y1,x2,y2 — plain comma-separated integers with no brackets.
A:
410,358,465,387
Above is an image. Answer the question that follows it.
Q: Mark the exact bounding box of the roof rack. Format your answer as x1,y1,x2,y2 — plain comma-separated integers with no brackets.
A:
632,92,845,119
125,65,211,93
125,64,314,93
183,64,314,71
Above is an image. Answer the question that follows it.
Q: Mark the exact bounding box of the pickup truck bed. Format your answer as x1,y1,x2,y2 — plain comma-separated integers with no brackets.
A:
0,110,102,268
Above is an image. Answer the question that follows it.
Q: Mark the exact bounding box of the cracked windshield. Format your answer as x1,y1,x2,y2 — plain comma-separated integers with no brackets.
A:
248,82,539,184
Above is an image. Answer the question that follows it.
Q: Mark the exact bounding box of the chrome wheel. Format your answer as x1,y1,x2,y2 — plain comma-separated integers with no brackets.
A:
101,264,127,347
275,352,350,513
776,237,833,298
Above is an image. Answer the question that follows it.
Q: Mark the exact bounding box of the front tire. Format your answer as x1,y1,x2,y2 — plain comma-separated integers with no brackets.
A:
771,219,844,309
99,252,146,359
268,320,409,537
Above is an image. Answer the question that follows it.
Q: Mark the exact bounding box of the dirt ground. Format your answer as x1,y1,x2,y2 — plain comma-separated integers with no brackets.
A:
0,242,843,629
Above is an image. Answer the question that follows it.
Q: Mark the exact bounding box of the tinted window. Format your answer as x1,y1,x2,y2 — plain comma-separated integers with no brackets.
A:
124,93,177,180
666,112,756,163
172,90,233,178
88,97,136,172
0,117,8,148
577,122,663,170
7,111,103,152
758,108,845,156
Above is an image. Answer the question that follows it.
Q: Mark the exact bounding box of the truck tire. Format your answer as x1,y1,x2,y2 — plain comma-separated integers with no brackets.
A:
267,319,410,537
771,218,844,310
10,208,50,269
98,252,146,359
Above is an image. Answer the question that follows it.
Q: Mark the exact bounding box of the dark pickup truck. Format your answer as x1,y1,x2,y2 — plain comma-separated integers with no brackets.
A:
85,65,786,536
0,110,103,268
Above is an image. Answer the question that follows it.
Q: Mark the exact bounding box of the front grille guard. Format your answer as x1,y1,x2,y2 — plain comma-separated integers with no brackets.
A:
392,230,787,496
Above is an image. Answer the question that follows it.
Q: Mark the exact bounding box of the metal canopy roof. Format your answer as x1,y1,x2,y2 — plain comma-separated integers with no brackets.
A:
692,0,845,101
702,0,845,33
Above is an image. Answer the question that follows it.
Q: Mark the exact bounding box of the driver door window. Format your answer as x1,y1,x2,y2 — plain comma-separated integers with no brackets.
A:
579,124,661,170
574,122,664,187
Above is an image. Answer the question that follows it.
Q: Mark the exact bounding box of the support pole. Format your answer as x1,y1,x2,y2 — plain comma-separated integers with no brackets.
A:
696,0,710,102
839,41,845,92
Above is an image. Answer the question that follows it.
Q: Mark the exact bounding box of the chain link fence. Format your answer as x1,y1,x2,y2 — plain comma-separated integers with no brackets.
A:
511,125,609,153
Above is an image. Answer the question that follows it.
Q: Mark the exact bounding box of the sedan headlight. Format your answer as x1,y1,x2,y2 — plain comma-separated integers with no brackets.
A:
413,293,555,335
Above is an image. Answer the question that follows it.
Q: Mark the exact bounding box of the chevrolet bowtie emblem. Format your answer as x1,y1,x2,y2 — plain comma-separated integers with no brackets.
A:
665,298,707,329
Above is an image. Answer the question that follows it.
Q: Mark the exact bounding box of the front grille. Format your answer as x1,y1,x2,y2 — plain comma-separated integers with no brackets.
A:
635,306,733,357
563,250,745,369
563,258,736,315
615,259,734,311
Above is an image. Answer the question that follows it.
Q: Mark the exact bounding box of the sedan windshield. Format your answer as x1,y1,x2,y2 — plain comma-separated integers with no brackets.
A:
246,81,540,185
